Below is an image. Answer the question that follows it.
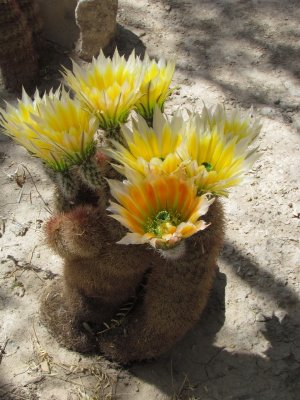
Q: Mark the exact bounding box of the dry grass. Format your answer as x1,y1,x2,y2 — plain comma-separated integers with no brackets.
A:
27,322,119,400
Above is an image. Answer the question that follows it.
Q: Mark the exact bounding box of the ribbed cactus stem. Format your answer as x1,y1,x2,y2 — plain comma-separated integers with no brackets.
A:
55,170,79,200
0,0,39,92
78,156,105,190
17,0,43,51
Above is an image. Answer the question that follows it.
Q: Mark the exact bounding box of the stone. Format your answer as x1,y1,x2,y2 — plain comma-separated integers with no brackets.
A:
292,203,300,218
274,309,288,323
75,0,118,61
260,106,274,116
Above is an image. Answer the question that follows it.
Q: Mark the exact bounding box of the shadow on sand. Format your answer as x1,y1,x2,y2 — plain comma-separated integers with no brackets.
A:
128,247,300,400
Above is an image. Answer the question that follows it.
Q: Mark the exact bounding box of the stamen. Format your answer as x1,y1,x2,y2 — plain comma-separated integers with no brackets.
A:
144,210,182,237
201,162,213,172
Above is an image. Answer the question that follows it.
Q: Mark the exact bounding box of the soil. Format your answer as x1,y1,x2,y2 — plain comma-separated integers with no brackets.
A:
1,0,300,399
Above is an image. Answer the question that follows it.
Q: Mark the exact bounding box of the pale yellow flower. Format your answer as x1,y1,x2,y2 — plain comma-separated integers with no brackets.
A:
0,88,98,171
135,55,175,125
183,113,259,196
62,49,144,133
0,86,58,141
0,87,66,170
108,175,213,250
106,105,259,196
105,107,185,177
200,104,261,144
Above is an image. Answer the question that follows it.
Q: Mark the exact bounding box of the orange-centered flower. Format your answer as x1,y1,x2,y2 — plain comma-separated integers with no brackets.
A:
108,175,214,250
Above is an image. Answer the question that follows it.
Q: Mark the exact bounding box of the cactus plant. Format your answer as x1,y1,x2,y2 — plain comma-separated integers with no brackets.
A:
17,0,43,51
0,0,39,92
0,49,261,363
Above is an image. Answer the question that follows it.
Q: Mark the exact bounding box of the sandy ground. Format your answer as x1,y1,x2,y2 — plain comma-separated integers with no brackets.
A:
1,0,300,399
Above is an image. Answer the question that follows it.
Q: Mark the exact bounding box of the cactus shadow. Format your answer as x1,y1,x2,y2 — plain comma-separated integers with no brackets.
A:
221,241,299,311
128,264,300,400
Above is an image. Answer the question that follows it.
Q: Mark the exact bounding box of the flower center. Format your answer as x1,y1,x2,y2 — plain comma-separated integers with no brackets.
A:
201,162,213,172
144,210,182,237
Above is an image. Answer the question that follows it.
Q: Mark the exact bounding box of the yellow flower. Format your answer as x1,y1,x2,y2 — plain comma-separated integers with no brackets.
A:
0,88,98,171
0,87,58,140
0,87,65,170
183,113,259,196
135,55,175,125
105,107,185,177
200,104,261,144
62,49,144,134
106,106,260,197
108,175,213,250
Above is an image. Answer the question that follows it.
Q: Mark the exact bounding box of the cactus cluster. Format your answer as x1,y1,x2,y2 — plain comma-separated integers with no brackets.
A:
0,48,262,362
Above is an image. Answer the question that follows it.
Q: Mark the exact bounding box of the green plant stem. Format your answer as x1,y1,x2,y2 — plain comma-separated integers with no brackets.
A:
79,156,105,190
55,169,79,201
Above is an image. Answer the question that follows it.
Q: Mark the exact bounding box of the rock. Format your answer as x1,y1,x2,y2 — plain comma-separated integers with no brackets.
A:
75,0,118,61
14,224,30,237
274,309,288,323
292,203,300,218
260,107,274,116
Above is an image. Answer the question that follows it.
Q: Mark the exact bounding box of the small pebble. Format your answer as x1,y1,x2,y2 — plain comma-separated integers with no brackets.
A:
274,309,288,322
260,107,274,116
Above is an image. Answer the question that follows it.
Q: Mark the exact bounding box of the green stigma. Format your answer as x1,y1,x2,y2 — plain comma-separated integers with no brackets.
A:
201,162,213,172
144,210,182,237
156,210,170,221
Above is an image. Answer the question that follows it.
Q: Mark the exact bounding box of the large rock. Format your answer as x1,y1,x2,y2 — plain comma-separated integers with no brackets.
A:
75,0,118,60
